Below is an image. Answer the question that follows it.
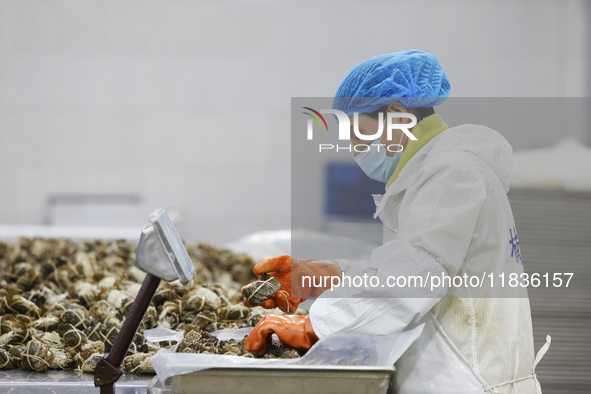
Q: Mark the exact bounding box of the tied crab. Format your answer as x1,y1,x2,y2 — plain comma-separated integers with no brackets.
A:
152,286,177,306
123,353,155,374
30,316,59,332
76,352,104,374
0,290,41,318
60,324,88,349
0,347,15,369
69,281,98,308
0,315,29,345
218,305,250,321
59,304,90,330
157,300,183,329
89,300,119,322
21,339,55,372
241,273,281,306
182,286,221,312
9,262,42,292
49,346,76,370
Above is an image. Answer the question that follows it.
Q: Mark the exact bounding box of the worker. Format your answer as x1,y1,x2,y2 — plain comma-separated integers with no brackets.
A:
241,50,550,393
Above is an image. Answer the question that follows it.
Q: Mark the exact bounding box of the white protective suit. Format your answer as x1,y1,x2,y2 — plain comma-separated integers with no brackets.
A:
309,123,550,393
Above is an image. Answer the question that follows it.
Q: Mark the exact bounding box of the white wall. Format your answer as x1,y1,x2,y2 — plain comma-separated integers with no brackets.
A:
0,0,588,243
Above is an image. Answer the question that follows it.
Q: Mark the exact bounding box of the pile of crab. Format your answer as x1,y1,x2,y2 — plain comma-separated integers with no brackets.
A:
0,238,299,375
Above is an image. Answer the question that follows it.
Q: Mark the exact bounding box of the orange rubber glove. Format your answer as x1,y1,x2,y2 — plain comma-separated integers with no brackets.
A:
244,314,318,355
241,255,341,313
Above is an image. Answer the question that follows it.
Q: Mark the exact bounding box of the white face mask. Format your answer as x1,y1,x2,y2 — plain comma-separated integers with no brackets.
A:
354,131,404,183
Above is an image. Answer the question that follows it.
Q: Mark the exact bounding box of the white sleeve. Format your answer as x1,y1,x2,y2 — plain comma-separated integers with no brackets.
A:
310,153,488,338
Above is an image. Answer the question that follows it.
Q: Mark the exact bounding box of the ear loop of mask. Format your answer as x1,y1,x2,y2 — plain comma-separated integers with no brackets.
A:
378,113,405,156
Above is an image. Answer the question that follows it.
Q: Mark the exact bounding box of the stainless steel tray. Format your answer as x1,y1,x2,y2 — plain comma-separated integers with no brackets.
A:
0,370,152,394
148,365,395,394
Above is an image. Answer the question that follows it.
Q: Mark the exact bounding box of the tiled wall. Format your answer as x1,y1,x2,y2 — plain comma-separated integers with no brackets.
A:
0,0,587,243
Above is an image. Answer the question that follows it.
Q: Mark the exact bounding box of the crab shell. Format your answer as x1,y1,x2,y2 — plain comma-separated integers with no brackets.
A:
190,310,217,330
20,339,55,372
30,316,59,332
13,263,41,292
0,315,18,334
182,287,221,312
241,273,281,306
69,281,98,308
6,292,41,318
123,353,155,374
74,251,97,280
76,352,104,373
217,305,250,321
0,321,29,346
88,300,119,321
49,347,76,370
103,289,132,310
152,287,177,306
63,328,88,349
59,307,89,330
0,347,15,369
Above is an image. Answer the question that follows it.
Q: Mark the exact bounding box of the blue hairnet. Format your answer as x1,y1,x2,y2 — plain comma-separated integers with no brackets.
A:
333,50,451,116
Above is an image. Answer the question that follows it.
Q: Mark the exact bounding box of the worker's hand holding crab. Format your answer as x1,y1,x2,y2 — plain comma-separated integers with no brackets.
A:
243,314,318,355
241,255,341,353
241,255,341,313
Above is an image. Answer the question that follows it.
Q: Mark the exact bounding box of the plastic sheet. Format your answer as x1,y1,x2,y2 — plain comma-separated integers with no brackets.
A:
225,229,377,262
147,324,424,382
144,327,184,352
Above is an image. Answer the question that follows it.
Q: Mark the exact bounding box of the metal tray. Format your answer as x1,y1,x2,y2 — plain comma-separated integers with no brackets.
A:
0,370,152,394
148,365,395,394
